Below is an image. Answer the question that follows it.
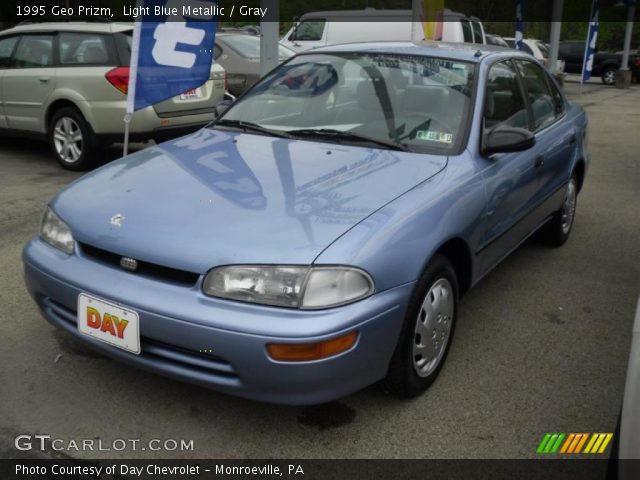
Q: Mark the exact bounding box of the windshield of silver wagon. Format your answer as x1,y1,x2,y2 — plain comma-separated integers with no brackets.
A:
216,52,475,153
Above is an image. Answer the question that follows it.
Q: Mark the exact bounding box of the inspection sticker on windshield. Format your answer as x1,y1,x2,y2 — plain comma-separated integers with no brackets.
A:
416,131,453,144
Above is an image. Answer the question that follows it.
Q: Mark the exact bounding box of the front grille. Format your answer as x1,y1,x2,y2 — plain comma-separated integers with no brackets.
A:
79,242,200,286
43,298,238,380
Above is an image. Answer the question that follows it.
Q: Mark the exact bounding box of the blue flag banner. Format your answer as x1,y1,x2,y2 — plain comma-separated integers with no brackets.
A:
515,0,524,51
126,0,218,113
582,0,599,83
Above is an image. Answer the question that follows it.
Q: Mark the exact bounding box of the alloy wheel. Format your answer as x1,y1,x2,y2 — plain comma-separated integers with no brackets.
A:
53,117,83,164
603,70,616,85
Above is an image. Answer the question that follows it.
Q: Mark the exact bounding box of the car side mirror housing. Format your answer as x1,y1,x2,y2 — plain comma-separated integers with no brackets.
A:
482,126,535,156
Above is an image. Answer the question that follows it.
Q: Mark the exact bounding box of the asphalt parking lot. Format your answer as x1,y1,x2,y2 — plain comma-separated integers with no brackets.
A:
1,80,639,460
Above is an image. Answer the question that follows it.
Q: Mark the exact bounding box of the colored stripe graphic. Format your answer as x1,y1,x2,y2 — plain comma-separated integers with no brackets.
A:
538,433,613,454
537,433,552,454
574,433,589,453
537,433,565,453
584,433,599,453
584,433,613,454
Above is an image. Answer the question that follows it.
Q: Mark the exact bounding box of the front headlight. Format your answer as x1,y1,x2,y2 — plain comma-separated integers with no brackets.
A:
202,265,374,309
40,207,74,254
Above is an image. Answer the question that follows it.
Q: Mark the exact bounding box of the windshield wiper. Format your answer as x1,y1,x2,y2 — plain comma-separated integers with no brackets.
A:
213,119,293,139
287,128,409,152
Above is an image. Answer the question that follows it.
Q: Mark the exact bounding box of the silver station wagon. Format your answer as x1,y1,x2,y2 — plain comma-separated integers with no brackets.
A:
0,21,226,170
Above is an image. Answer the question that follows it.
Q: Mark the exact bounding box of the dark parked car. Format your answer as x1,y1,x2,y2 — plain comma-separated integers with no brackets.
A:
616,49,640,81
559,40,639,85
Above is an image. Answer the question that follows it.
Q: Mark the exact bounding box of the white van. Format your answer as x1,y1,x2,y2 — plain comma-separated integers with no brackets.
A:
280,9,486,52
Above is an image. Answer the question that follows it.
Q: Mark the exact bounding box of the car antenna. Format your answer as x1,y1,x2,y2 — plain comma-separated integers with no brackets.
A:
474,49,482,58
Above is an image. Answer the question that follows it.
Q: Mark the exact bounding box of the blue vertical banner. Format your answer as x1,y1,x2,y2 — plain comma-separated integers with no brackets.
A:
582,0,599,83
126,0,218,113
515,0,524,50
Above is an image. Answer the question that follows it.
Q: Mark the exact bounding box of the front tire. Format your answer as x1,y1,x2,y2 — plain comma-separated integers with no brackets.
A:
536,174,578,246
49,107,96,171
384,254,458,397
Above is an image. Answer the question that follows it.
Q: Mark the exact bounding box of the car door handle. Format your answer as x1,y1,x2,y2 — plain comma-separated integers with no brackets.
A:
39,77,50,83
534,156,545,169
569,135,577,145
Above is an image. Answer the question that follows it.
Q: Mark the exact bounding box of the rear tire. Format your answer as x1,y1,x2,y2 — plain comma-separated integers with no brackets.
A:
601,66,617,86
383,254,458,397
535,174,578,246
48,107,97,171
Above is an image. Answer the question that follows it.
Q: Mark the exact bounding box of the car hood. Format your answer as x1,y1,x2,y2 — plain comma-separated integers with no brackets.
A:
52,129,447,274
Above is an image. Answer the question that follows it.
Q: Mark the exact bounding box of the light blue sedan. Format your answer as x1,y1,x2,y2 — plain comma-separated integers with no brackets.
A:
23,42,588,405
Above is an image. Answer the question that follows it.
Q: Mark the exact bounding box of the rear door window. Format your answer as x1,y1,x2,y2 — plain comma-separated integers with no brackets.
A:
471,22,483,44
569,43,584,57
59,33,113,65
461,20,473,43
13,35,54,68
292,20,326,42
0,36,18,68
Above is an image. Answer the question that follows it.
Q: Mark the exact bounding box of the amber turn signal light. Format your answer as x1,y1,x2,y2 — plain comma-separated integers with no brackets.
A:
267,331,358,362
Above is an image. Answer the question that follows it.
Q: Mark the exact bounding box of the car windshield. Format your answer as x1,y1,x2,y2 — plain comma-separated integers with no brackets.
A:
216,52,475,153
221,35,294,60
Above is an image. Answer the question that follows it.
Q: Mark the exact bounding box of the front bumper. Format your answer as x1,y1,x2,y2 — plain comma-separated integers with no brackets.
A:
23,237,412,405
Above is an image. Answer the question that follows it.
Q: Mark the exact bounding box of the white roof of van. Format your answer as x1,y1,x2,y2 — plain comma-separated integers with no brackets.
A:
2,22,133,35
299,8,481,22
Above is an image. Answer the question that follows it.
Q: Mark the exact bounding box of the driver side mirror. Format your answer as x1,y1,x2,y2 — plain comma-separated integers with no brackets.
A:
482,126,535,156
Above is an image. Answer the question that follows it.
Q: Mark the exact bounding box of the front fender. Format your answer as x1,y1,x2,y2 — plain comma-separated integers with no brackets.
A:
314,151,487,293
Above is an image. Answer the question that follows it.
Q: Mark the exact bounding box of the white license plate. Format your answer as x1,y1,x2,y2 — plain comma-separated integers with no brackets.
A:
77,293,140,354
179,87,203,100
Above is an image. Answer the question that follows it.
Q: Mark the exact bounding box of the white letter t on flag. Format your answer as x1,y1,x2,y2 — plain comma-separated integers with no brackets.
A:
151,21,205,68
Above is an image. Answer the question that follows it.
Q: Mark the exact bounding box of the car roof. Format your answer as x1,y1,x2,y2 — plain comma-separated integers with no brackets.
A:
216,33,257,39
305,41,526,63
1,22,133,35
299,8,482,22
503,37,541,43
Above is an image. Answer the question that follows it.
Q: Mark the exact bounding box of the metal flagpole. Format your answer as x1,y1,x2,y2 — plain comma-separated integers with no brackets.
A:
123,6,143,157
411,0,422,42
